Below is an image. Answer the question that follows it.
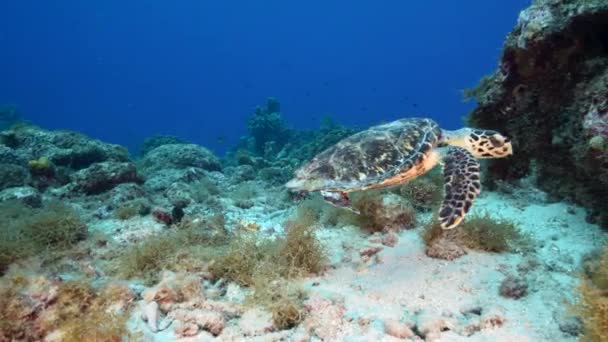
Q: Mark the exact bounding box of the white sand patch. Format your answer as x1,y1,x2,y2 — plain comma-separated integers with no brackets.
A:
303,190,606,341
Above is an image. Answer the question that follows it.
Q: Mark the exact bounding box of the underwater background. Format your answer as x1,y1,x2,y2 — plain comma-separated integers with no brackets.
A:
2,0,608,341
1,1,528,154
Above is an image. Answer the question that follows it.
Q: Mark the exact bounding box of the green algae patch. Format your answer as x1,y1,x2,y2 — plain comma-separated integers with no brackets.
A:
28,156,55,177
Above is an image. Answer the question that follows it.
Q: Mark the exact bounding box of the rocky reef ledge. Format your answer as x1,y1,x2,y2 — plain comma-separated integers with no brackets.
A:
465,0,608,227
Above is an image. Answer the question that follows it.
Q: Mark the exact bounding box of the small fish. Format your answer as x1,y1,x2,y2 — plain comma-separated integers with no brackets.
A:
216,136,226,143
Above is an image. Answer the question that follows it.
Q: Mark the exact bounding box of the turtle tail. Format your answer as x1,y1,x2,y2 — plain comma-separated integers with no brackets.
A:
438,146,481,229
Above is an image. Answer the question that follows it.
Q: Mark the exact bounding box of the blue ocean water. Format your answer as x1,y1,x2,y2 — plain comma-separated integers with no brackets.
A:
0,1,529,155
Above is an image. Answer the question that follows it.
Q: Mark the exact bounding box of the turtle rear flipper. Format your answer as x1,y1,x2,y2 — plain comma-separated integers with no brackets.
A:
321,190,360,214
438,146,481,229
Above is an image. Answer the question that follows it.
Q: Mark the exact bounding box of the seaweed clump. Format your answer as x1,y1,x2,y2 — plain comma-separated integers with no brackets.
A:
209,208,326,329
0,200,87,275
28,156,55,177
422,213,530,259
398,173,443,211
0,276,135,342
577,245,608,341
209,207,326,286
114,199,151,220
115,234,182,285
114,214,228,285
458,214,530,253
21,201,87,249
353,192,417,232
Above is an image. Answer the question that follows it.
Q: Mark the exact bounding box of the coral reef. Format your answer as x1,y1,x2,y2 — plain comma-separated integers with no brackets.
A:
0,125,129,170
465,0,608,226
0,163,29,190
1,33,607,338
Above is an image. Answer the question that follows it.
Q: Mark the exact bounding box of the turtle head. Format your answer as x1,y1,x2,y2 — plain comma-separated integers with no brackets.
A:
443,128,513,158
285,160,332,192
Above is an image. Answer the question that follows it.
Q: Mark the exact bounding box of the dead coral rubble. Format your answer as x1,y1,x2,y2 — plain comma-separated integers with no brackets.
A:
466,0,608,226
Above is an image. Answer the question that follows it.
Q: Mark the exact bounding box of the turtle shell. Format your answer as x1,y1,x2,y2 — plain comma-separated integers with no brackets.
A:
295,118,442,191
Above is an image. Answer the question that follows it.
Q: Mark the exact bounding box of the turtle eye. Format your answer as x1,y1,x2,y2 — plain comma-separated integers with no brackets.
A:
489,135,504,147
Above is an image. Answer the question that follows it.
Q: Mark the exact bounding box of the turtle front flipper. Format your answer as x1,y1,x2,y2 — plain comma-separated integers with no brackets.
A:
321,190,360,214
438,146,481,229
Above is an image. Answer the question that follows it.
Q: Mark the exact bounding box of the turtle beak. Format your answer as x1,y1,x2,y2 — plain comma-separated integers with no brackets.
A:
285,178,305,190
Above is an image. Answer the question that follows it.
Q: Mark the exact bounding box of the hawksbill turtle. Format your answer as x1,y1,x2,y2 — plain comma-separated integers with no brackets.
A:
285,118,513,229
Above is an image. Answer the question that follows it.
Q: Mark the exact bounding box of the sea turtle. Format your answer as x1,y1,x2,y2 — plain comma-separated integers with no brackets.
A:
285,118,513,229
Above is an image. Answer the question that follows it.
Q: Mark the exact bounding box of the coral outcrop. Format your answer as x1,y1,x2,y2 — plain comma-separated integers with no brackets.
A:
139,143,221,175
0,125,132,193
139,134,187,156
465,0,608,225
246,97,291,155
69,161,142,195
